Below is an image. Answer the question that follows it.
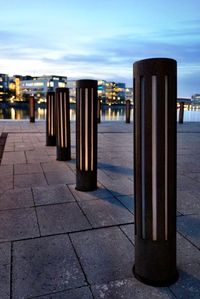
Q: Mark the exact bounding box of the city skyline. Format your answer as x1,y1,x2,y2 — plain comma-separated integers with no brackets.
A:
0,0,200,96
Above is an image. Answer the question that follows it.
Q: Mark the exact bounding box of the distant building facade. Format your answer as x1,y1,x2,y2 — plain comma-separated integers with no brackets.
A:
191,94,200,105
0,74,9,100
66,80,76,103
98,80,126,104
20,75,67,101
125,87,133,104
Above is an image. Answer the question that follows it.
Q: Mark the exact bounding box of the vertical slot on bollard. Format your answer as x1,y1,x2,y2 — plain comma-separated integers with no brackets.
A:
46,91,56,146
97,98,101,123
133,58,178,286
76,79,98,191
125,99,131,123
55,88,71,161
29,95,35,123
179,102,184,124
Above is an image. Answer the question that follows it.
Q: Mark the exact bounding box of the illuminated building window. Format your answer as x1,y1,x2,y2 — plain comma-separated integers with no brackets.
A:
58,82,66,88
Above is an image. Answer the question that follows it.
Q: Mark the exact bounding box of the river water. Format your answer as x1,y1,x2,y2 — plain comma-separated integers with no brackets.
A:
0,106,200,122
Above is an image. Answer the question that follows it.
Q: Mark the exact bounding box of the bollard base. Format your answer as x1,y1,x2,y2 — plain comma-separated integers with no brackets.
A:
46,136,56,146
30,117,35,123
56,146,71,161
76,170,97,191
134,236,178,287
133,266,179,287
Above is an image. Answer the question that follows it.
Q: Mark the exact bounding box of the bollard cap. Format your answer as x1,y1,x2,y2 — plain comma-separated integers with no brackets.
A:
76,79,97,89
55,87,69,93
133,58,177,76
46,91,55,96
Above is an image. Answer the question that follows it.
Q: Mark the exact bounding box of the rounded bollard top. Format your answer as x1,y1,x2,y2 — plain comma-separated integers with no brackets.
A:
133,57,177,76
76,79,97,89
46,91,55,96
55,87,69,93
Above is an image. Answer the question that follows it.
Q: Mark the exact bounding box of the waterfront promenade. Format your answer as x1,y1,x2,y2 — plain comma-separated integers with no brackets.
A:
0,120,200,299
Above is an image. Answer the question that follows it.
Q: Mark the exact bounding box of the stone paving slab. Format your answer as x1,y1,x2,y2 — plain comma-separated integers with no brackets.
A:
0,165,13,177
12,234,87,298
177,190,200,215
36,202,91,236
0,175,13,195
169,263,200,298
177,215,200,249
0,121,199,299
36,286,93,299
70,227,134,284
100,177,134,196
120,224,135,244
116,194,134,213
0,187,34,210
33,184,75,206
14,162,43,174
40,161,70,172
177,233,200,266
0,208,39,241
1,151,26,165
14,172,48,188
69,183,114,202
0,242,11,299
44,169,76,185
79,197,133,228
92,278,175,299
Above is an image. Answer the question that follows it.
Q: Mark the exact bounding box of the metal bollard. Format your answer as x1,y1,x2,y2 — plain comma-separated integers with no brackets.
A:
55,88,71,161
97,98,101,123
46,91,56,146
76,79,98,191
133,58,178,286
125,99,131,123
179,102,184,124
29,96,35,122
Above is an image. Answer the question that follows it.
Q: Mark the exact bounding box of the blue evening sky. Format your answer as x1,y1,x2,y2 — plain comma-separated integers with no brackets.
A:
0,0,199,96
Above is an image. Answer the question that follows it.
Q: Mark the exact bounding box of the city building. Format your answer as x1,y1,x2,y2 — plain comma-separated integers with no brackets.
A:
9,75,22,101
66,80,76,103
0,74,9,101
125,87,133,104
98,80,126,105
20,75,67,102
191,94,200,105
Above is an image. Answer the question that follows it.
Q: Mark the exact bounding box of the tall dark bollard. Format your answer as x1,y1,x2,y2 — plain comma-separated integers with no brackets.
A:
125,99,131,123
29,96,35,122
179,102,184,124
46,91,56,146
76,80,98,191
55,88,71,161
97,98,101,123
133,58,178,286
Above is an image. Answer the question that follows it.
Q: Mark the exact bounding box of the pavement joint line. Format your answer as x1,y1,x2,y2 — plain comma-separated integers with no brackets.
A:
1,222,135,245
68,233,91,292
119,225,135,246
25,285,91,299
10,241,13,299
31,187,42,237
177,228,200,252
67,184,94,228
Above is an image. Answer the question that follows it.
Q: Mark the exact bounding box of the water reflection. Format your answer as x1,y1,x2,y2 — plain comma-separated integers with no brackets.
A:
0,106,200,122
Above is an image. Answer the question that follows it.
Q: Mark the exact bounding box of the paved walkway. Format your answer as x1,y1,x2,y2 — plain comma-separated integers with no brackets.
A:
0,120,200,299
